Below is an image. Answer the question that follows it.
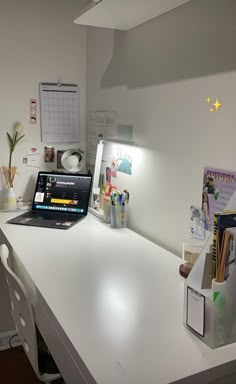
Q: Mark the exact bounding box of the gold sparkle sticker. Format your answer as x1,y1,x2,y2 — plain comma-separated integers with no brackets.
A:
207,97,222,112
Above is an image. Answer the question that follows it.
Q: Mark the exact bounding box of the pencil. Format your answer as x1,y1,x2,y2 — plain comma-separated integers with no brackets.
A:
216,229,220,282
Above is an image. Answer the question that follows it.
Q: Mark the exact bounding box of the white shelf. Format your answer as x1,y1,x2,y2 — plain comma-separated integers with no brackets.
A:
88,206,104,219
74,0,192,31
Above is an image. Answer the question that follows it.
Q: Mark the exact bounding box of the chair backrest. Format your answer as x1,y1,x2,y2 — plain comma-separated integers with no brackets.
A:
2,247,64,382
1,244,61,382
0,244,41,377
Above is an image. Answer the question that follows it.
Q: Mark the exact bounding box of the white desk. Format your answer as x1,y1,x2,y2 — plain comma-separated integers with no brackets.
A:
1,212,236,384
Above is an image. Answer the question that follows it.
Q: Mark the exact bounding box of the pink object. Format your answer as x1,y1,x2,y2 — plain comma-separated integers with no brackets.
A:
30,98,37,124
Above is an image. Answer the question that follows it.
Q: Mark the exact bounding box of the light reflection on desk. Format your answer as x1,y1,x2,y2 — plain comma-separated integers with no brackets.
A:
97,277,138,343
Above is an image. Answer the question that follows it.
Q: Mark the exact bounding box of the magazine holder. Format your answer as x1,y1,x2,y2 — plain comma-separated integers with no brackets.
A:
183,233,236,349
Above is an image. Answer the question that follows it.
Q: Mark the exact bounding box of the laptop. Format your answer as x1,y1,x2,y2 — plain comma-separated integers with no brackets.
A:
7,171,92,229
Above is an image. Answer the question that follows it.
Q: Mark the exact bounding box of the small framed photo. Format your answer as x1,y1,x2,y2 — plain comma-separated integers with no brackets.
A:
57,150,65,169
44,146,55,163
111,159,117,178
106,166,111,184
190,206,205,240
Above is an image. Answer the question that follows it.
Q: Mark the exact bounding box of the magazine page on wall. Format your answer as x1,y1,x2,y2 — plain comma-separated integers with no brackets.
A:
202,167,236,231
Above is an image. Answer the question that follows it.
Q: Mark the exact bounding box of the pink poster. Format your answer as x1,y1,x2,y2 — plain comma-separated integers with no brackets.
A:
202,167,236,231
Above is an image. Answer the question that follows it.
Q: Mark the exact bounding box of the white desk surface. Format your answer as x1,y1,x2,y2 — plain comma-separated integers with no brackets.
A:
1,212,236,384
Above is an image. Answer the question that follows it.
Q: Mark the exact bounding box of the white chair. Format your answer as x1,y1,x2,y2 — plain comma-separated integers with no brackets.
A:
0,244,61,383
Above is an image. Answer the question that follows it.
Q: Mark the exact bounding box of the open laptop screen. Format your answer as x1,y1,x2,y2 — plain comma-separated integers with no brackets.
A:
32,172,92,214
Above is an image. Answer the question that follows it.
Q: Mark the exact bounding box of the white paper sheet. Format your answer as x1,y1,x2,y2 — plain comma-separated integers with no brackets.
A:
186,287,205,336
26,154,41,168
87,111,116,165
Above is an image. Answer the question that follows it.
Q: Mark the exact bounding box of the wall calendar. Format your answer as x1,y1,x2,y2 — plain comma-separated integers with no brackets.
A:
39,83,80,143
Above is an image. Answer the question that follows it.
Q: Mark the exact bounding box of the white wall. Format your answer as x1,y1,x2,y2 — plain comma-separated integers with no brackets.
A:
0,0,87,333
86,0,236,256
0,0,88,204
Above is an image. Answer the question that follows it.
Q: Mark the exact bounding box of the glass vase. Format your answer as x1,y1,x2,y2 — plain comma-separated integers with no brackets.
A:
6,187,17,210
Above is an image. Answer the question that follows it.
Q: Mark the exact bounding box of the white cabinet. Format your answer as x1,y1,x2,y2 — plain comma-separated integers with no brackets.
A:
74,0,192,30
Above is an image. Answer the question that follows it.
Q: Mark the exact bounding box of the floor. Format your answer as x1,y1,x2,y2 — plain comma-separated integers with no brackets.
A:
0,348,63,384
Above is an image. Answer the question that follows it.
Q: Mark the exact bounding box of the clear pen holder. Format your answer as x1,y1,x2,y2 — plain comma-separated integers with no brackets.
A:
120,204,128,228
103,196,111,224
209,279,233,347
182,237,206,266
198,278,235,349
110,205,128,228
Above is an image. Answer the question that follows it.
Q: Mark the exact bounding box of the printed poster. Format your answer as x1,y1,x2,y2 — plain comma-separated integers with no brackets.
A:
116,145,132,175
87,111,116,165
202,167,236,231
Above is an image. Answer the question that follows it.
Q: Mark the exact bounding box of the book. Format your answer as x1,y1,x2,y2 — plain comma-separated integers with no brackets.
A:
212,211,236,279
224,227,236,279
216,229,231,282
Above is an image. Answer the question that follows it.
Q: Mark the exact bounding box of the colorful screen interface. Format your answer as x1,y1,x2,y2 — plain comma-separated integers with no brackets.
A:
32,173,91,213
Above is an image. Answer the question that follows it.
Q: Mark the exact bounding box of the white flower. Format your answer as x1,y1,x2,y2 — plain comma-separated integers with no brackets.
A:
14,122,23,134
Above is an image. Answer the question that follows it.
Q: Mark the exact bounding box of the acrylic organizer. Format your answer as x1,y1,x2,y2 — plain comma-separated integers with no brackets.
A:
109,190,129,228
103,195,111,224
110,204,128,228
183,233,236,349
182,237,207,265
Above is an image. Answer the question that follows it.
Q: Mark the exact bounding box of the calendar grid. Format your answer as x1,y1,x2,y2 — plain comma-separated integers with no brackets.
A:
40,83,80,143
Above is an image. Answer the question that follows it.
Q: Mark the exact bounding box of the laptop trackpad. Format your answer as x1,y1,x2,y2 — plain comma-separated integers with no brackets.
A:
19,218,33,224
18,217,74,228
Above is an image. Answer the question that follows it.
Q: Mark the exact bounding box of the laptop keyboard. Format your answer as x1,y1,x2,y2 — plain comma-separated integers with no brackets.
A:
25,211,80,221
